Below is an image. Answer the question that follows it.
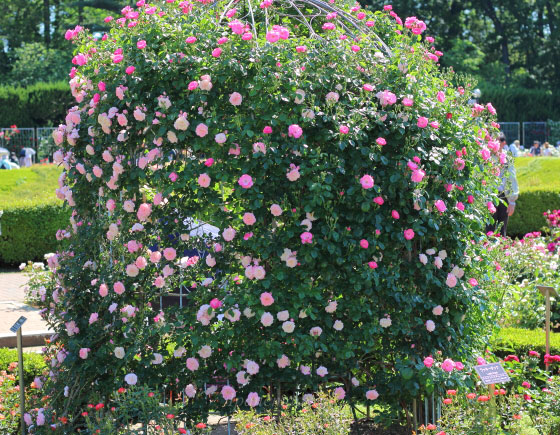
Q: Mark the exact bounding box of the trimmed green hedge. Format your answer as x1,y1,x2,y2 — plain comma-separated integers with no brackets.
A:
492,328,560,360
0,81,72,127
480,85,560,122
0,348,46,385
508,189,560,237
0,201,69,265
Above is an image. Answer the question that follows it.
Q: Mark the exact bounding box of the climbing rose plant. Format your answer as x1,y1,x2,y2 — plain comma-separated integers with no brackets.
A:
37,0,506,429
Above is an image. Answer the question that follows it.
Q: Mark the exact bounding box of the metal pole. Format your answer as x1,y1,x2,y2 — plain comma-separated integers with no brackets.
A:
545,288,551,369
17,328,26,435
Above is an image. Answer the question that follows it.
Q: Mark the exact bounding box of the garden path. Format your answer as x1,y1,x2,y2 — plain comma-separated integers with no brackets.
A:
0,270,52,347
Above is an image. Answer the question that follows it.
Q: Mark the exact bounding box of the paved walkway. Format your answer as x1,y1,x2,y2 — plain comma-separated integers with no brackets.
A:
0,270,52,344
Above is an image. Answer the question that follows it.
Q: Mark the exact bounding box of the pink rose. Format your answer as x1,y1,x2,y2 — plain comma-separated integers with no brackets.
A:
376,137,387,146
435,200,447,213
210,298,222,309
114,281,125,295
99,284,108,297
360,239,369,249
360,174,374,189
402,97,413,106
376,90,397,106
222,385,236,401
246,392,260,407
163,247,176,261
373,196,384,205
198,173,211,188
125,66,135,75
423,356,434,368
300,231,313,244
288,124,303,138
238,174,253,189
229,92,243,106
446,273,458,288
411,169,425,183
137,40,146,49
137,203,152,221
195,123,208,137
417,117,429,128
404,229,415,240
270,204,283,216
186,357,199,371
339,125,349,134
441,358,455,372
260,292,274,306
366,390,379,400
79,348,90,359
243,212,256,225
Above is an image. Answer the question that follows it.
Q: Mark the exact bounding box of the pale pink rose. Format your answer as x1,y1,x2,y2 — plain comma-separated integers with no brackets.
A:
133,108,145,121
198,173,211,188
426,320,436,332
246,360,260,375
334,387,345,400
300,365,311,375
150,250,162,263
437,91,446,102
222,385,236,401
229,92,243,106
215,133,227,144
123,200,135,213
126,264,139,277
366,390,379,400
163,247,176,261
379,317,392,328
174,115,189,131
136,256,147,269
434,256,443,269
261,312,274,326
186,357,199,371
286,164,300,181
114,281,125,295
260,292,274,306
446,273,458,288
282,321,295,333
195,123,208,137
93,166,103,178
206,255,216,267
246,392,260,407
99,284,108,297
310,326,322,337
238,174,253,189
333,320,344,330
487,202,496,213
223,227,236,241
270,204,283,216
360,174,374,189
402,97,413,106
325,301,337,313
277,354,290,368
89,313,98,324
79,348,90,359
432,305,444,316
243,212,256,225
106,199,116,211
316,366,328,377
154,276,165,288
419,254,428,264
185,384,196,398
137,203,152,221
277,310,290,321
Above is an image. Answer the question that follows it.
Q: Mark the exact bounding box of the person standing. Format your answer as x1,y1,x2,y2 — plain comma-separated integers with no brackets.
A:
486,133,519,237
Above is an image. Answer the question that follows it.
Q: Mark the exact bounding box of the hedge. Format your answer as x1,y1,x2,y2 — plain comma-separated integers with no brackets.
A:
492,327,560,361
0,81,72,127
480,85,560,122
0,348,46,385
508,189,560,237
0,201,69,265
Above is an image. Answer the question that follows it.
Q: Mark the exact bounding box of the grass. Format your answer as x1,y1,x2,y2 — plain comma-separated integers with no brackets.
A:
0,164,62,207
514,157,560,192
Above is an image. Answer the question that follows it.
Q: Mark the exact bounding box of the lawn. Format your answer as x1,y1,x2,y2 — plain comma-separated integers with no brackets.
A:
0,164,62,207
514,157,560,192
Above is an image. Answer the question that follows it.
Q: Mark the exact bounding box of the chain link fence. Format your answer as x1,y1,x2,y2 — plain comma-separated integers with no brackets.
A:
499,122,520,144
523,122,548,147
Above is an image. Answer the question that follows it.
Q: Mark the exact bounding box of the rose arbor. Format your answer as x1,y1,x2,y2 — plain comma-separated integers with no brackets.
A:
42,0,503,428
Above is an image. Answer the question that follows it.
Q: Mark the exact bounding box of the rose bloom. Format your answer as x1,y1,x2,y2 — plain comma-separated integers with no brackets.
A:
260,292,274,306
229,92,243,106
366,389,379,400
360,174,374,189
198,173,211,188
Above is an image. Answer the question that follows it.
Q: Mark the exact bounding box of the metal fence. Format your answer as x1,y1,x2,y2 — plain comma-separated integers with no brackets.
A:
523,122,548,147
499,122,520,144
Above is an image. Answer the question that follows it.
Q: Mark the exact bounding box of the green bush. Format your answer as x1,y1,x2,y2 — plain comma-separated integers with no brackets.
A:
0,81,72,127
492,328,560,359
0,347,47,385
0,201,69,265
508,190,560,237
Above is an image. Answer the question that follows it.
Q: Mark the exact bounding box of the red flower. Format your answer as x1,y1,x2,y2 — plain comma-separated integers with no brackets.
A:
477,395,489,402
95,403,104,411
178,429,187,434
81,412,88,417
117,387,126,393
195,423,206,429
166,413,175,419
426,423,437,430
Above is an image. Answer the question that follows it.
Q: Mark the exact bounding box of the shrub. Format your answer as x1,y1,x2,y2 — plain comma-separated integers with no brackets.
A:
0,81,72,128
491,328,560,360
0,347,47,386
508,190,560,237
36,1,503,432
0,201,69,265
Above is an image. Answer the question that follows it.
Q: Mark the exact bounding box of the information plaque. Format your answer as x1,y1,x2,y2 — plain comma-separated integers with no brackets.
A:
474,362,510,385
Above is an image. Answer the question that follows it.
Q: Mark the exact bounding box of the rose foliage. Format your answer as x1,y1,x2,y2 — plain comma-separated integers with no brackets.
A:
36,0,507,429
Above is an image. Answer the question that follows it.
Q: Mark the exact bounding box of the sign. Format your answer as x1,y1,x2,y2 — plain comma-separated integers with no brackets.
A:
474,363,510,385
537,286,559,299
9,316,27,333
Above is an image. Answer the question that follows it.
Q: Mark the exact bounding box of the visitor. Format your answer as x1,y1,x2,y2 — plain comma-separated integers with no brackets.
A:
529,140,540,156
542,142,552,156
485,133,519,237
509,140,520,157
